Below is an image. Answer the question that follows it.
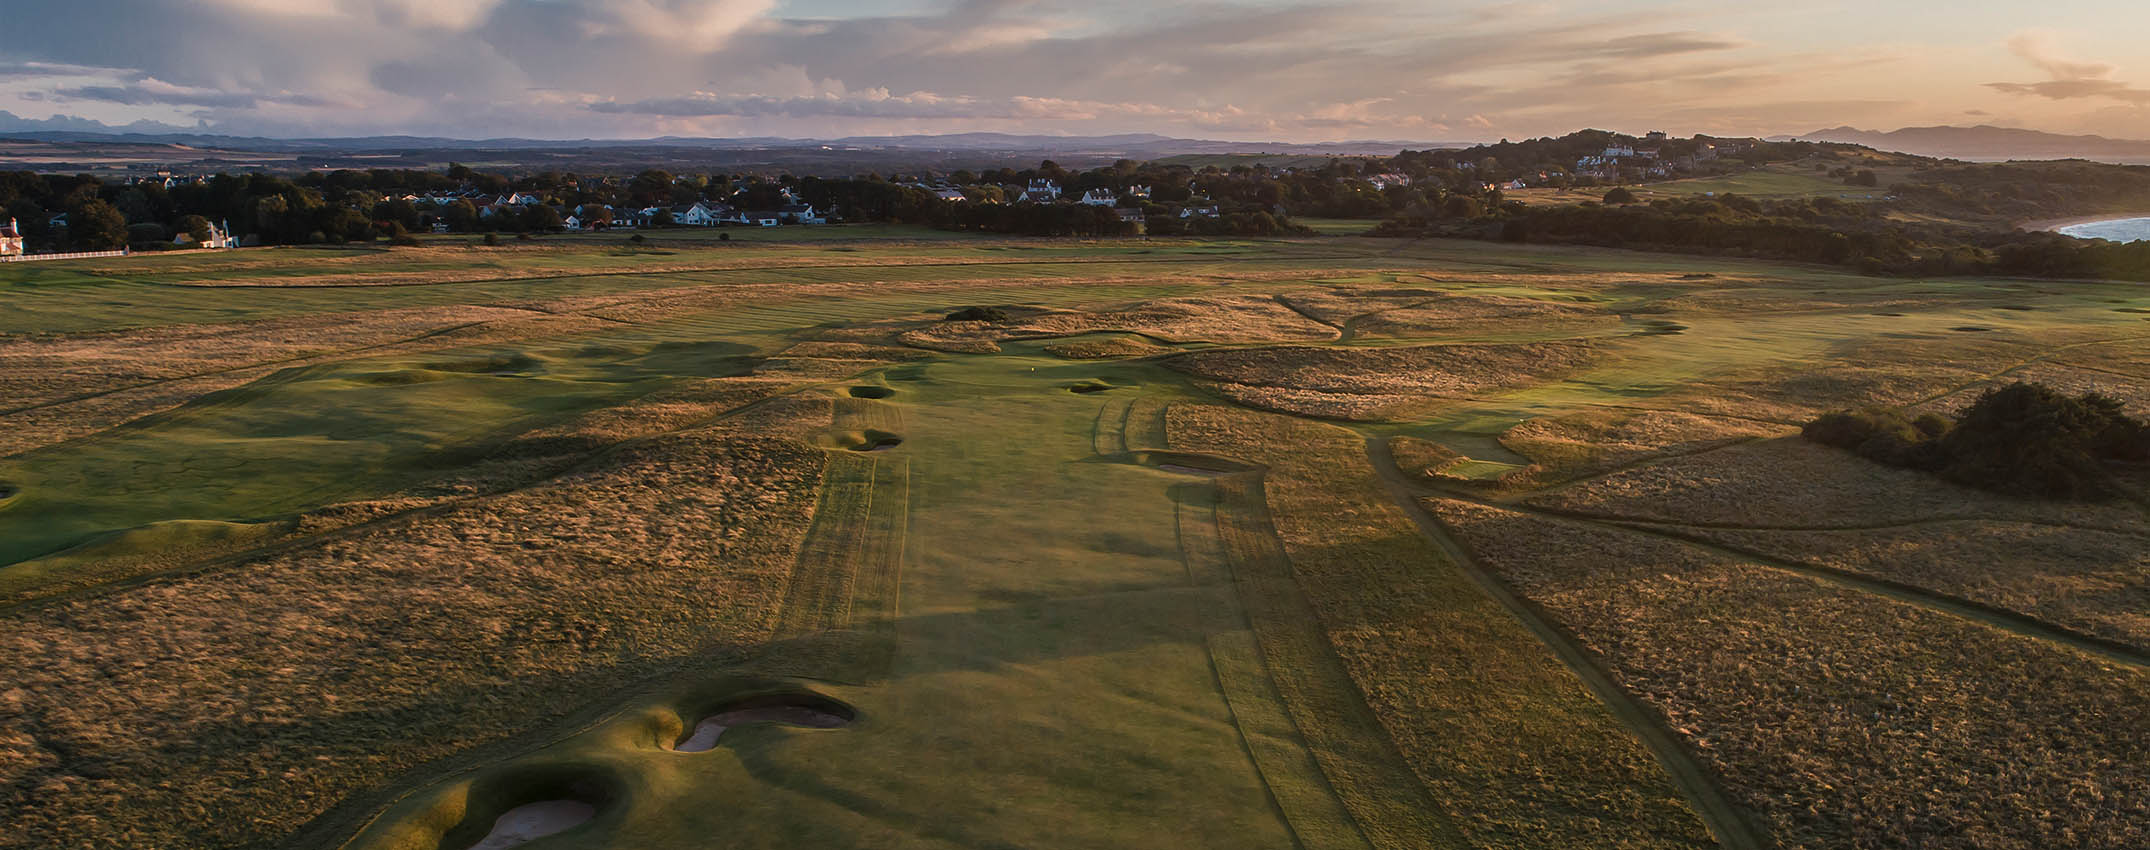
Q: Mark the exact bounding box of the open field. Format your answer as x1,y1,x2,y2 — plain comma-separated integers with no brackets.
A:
3,228,2149,849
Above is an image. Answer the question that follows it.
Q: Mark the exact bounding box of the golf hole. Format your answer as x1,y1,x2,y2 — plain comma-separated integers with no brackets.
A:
674,692,857,753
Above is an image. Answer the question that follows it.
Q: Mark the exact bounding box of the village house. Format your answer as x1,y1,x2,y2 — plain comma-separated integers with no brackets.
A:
1078,188,1117,206
930,187,968,202
1365,173,1413,190
172,219,236,249
734,203,823,226
1180,204,1221,219
1114,208,1147,234
1020,179,1062,203
672,202,726,227
0,219,22,257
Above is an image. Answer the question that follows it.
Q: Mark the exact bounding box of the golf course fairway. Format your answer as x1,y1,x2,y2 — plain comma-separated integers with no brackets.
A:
342,351,1331,849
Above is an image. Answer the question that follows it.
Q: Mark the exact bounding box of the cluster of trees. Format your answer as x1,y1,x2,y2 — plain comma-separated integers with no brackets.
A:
1804,383,2150,499
1892,160,2150,222
1373,191,2150,282
0,156,1323,250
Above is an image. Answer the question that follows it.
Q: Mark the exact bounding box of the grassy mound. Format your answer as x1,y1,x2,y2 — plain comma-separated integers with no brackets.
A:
944,305,1009,322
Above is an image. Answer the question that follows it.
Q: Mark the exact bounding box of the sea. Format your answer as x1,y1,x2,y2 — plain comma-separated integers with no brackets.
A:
2057,216,2150,244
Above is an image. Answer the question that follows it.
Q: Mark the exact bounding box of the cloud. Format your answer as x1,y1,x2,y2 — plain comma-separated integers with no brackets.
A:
51,78,340,109
6,1,2124,141
1581,32,1747,61
1987,32,2150,105
591,89,1001,119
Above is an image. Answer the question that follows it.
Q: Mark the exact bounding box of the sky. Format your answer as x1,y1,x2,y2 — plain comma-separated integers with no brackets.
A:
0,0,2145,142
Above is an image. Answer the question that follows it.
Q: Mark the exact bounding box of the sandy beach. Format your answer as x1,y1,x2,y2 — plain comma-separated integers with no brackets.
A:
2016,212,2150,232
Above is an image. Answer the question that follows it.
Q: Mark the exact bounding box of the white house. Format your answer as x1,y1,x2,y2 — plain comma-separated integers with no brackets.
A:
1604,145,1636,158
1126,185,1151,199
1502,179,1528,190
1078,188,1117,206
173,219,236,250
930,188,968,202
1180,205,1221,219
504,192,545,206
0,218,22,256
1365,173,1412,190
672,203,729,226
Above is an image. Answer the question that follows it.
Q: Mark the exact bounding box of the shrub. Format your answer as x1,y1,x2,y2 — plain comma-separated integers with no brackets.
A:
481,232,500,246
944,306,1008,322
1803,382,2148,499
628,234,646,244
1801,408,1942,468
1603,187,1638,205
1938,383,2144,498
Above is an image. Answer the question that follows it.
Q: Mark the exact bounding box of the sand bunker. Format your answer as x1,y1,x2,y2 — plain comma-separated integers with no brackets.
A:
847,386,896,399
674,696,855,753
1127,450,1258,476
466,800,596,850
0,484,16,503
1069,382,1118,394
820,429,904,452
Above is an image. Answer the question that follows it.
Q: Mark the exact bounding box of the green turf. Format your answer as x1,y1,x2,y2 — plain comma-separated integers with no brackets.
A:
17,230,2150,850
341,353,1317,850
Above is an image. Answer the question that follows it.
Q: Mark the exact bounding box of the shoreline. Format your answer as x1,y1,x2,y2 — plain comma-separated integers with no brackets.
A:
2016,212,2150,232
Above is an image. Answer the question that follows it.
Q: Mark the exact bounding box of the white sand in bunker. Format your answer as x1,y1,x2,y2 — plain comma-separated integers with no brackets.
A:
674,705,853,753
467,800,596,850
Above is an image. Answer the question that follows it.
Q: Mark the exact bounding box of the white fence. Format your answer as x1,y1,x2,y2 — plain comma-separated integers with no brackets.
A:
0,247,242,264
0,248,131,263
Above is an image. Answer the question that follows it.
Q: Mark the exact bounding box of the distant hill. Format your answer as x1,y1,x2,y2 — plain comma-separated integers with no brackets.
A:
0,129,1469,175
1797,125,2150,164
0,128,1461,158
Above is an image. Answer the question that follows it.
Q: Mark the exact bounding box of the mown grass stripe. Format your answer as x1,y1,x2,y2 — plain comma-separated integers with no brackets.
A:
773,452,876,640
841,456,909,682
1209,631,1379,850
1210,474,1465,850
1092,396,1134,457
